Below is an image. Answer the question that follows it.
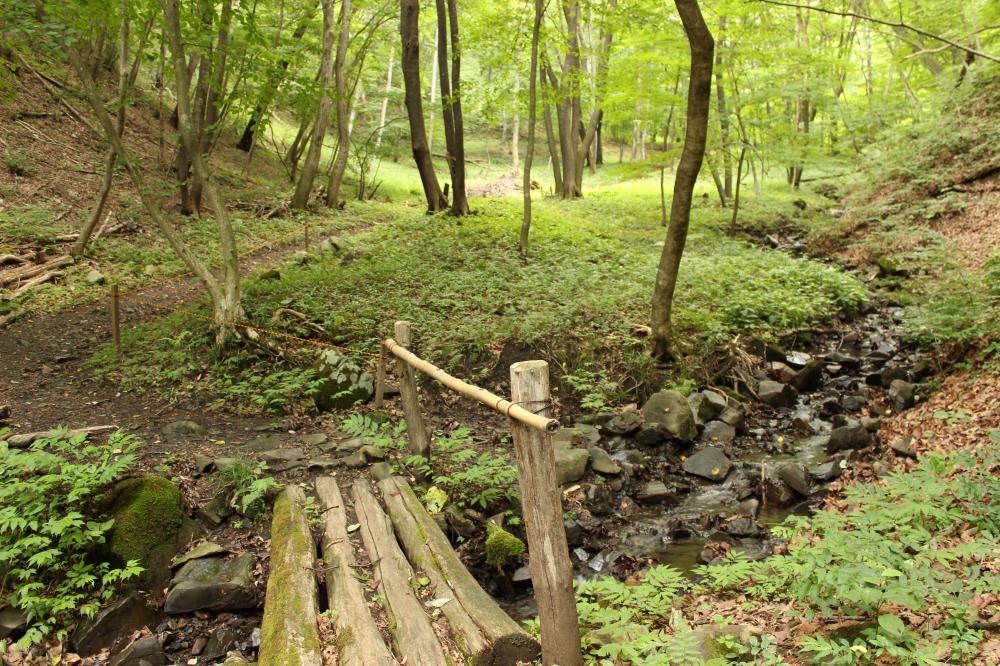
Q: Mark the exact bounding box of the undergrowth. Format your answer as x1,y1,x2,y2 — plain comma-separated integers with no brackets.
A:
0,430,143,647
564,434,1000,665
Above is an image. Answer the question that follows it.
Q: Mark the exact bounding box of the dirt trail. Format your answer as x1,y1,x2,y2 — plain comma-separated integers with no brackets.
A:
0,223,359,445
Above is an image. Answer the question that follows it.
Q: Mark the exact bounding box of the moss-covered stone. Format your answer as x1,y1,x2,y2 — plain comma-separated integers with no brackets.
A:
484,523,525,569
105,476,185,589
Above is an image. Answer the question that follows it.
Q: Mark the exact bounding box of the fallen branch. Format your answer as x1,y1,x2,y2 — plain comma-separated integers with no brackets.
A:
1,270,64,301
4,425,118,448
0,254,27,266
15,52,101,136
0,255,73,287
0,310,21,328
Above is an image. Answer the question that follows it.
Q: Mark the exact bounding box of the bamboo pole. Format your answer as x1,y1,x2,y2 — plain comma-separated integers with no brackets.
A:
509,360,581,666
393,321,431,459
383,337,560,434
374,342,387,408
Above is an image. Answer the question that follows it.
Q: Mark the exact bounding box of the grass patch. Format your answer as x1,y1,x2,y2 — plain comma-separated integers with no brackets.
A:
90,171,865,413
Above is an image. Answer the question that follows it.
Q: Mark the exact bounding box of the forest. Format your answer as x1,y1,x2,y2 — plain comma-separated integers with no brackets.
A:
0,0,998,663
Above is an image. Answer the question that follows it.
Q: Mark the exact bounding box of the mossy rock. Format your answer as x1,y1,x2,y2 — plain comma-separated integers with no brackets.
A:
105,476,187,590
484,523,525,568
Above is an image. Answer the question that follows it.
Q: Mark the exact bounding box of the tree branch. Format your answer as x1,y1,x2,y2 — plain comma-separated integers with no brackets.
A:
747,0,1000,63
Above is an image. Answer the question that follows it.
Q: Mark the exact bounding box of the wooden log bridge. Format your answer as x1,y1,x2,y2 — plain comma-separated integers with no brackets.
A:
260,321,581,666
259,477,539,666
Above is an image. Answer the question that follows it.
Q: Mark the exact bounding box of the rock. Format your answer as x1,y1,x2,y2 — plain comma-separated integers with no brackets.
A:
512,566,532,583
640,390,697,442
633,425,665,447
700,421,736,445
600,410,642,436
342,450,368,468
72,593,160,655
881,365,909,386
161,420,205,441
768,361,797,383
785,351,813,368
0,606,27,641
553,444,590,485
164,555,257,614
819,397,844,416
889,379,915,410
0,404,9,421
719,405,746,432
313,350,375,411
688,390,726,424
636,480,676,504
761,474,796,506
242,434,284,452
587,447,621,475
682,447,732,482
841,394,867,412
737,498,760,518
758,380,798,408
777,463,810,496
826,424,872,452
876,255,907,276
564,520,584,546
300,433,329,448
193,454,215,474
259,268,281,281
810,460,843,482
360,445,385,460
790,360,824,392
551,426,598,448
306,456,342,472
214,457,240,473
371,461,394,481
860,416,882,432
873,460,890,477
725,516,759,537
202,627,241,662
85,269,107,285
260,448,305,466
105,477,186,590
198,493,233,526
111,634,167,666
889,436,918,459
825,351,861,368
172,542,228,568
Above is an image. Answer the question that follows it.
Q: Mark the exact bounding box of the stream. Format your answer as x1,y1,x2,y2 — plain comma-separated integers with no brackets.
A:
503,288,924,620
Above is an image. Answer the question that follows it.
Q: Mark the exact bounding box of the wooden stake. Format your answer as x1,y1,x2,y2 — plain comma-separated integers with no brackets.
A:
374,342,387,409
111,284,121,360
394,321,430,460
508,360,582,666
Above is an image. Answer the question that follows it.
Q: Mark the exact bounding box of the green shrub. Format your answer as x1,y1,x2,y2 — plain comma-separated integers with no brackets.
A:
0,430,143,647
213,458,281,519
483,523,525,568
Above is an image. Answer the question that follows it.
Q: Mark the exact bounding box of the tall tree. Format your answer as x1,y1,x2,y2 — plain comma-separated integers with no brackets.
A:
324,0,353,207
519,0,543,255
291,0,336,209
401,0,445,211
651,0,714,360
435,0,470,214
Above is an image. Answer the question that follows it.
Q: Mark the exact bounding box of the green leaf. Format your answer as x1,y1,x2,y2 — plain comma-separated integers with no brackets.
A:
346,523,360,534
877,614,906,636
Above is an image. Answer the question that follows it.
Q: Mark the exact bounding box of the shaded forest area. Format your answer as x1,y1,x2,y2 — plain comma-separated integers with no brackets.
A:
0,0,998,664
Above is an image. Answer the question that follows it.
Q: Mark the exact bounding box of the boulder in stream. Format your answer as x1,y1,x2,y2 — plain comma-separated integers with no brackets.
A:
600,409,642,436
790,360,824,392
636,480,677,504
164,554,257,614
700,421,736,445
553,443,590,485
688,390,726,424
682,447,732,482
758,380,798,408
777,463,810,496
889,379,916,410
588,447,621,475
826,424,872,452
640,390,697,442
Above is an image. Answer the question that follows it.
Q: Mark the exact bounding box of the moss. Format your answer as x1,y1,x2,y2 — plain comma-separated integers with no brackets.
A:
106,476,184,568
484,523,525,568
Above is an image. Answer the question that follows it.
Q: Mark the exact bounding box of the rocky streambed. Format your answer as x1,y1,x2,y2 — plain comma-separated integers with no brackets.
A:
505,295,927,617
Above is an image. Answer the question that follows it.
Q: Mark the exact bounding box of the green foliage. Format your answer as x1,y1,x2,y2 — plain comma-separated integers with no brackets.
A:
213,459,281,519
562,363,622,413
902,255,1000,348
0,431,143,647
2,149,33,177
572,435,1000,664
340,412,407,451
405,427,518,511
483,522,525,568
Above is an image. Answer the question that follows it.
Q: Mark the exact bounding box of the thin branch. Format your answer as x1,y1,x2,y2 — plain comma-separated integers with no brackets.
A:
747,0,1000,63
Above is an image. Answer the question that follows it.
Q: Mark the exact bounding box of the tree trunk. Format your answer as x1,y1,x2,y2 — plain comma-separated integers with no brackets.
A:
324,0,353,208
519,0,543,255
541,62,563,193
163,0,244,338
714,15,731,198
650,0,714,361
401,0,445,212
291,0,336,209
368,45,394,177
435,0,470,214
511,72,520,175
202,0,233,155
558,0,581,199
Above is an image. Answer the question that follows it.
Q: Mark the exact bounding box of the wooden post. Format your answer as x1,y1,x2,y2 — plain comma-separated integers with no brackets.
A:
374,342,387,409
508,361,582,666
394,321,430,460
111,284,121,360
